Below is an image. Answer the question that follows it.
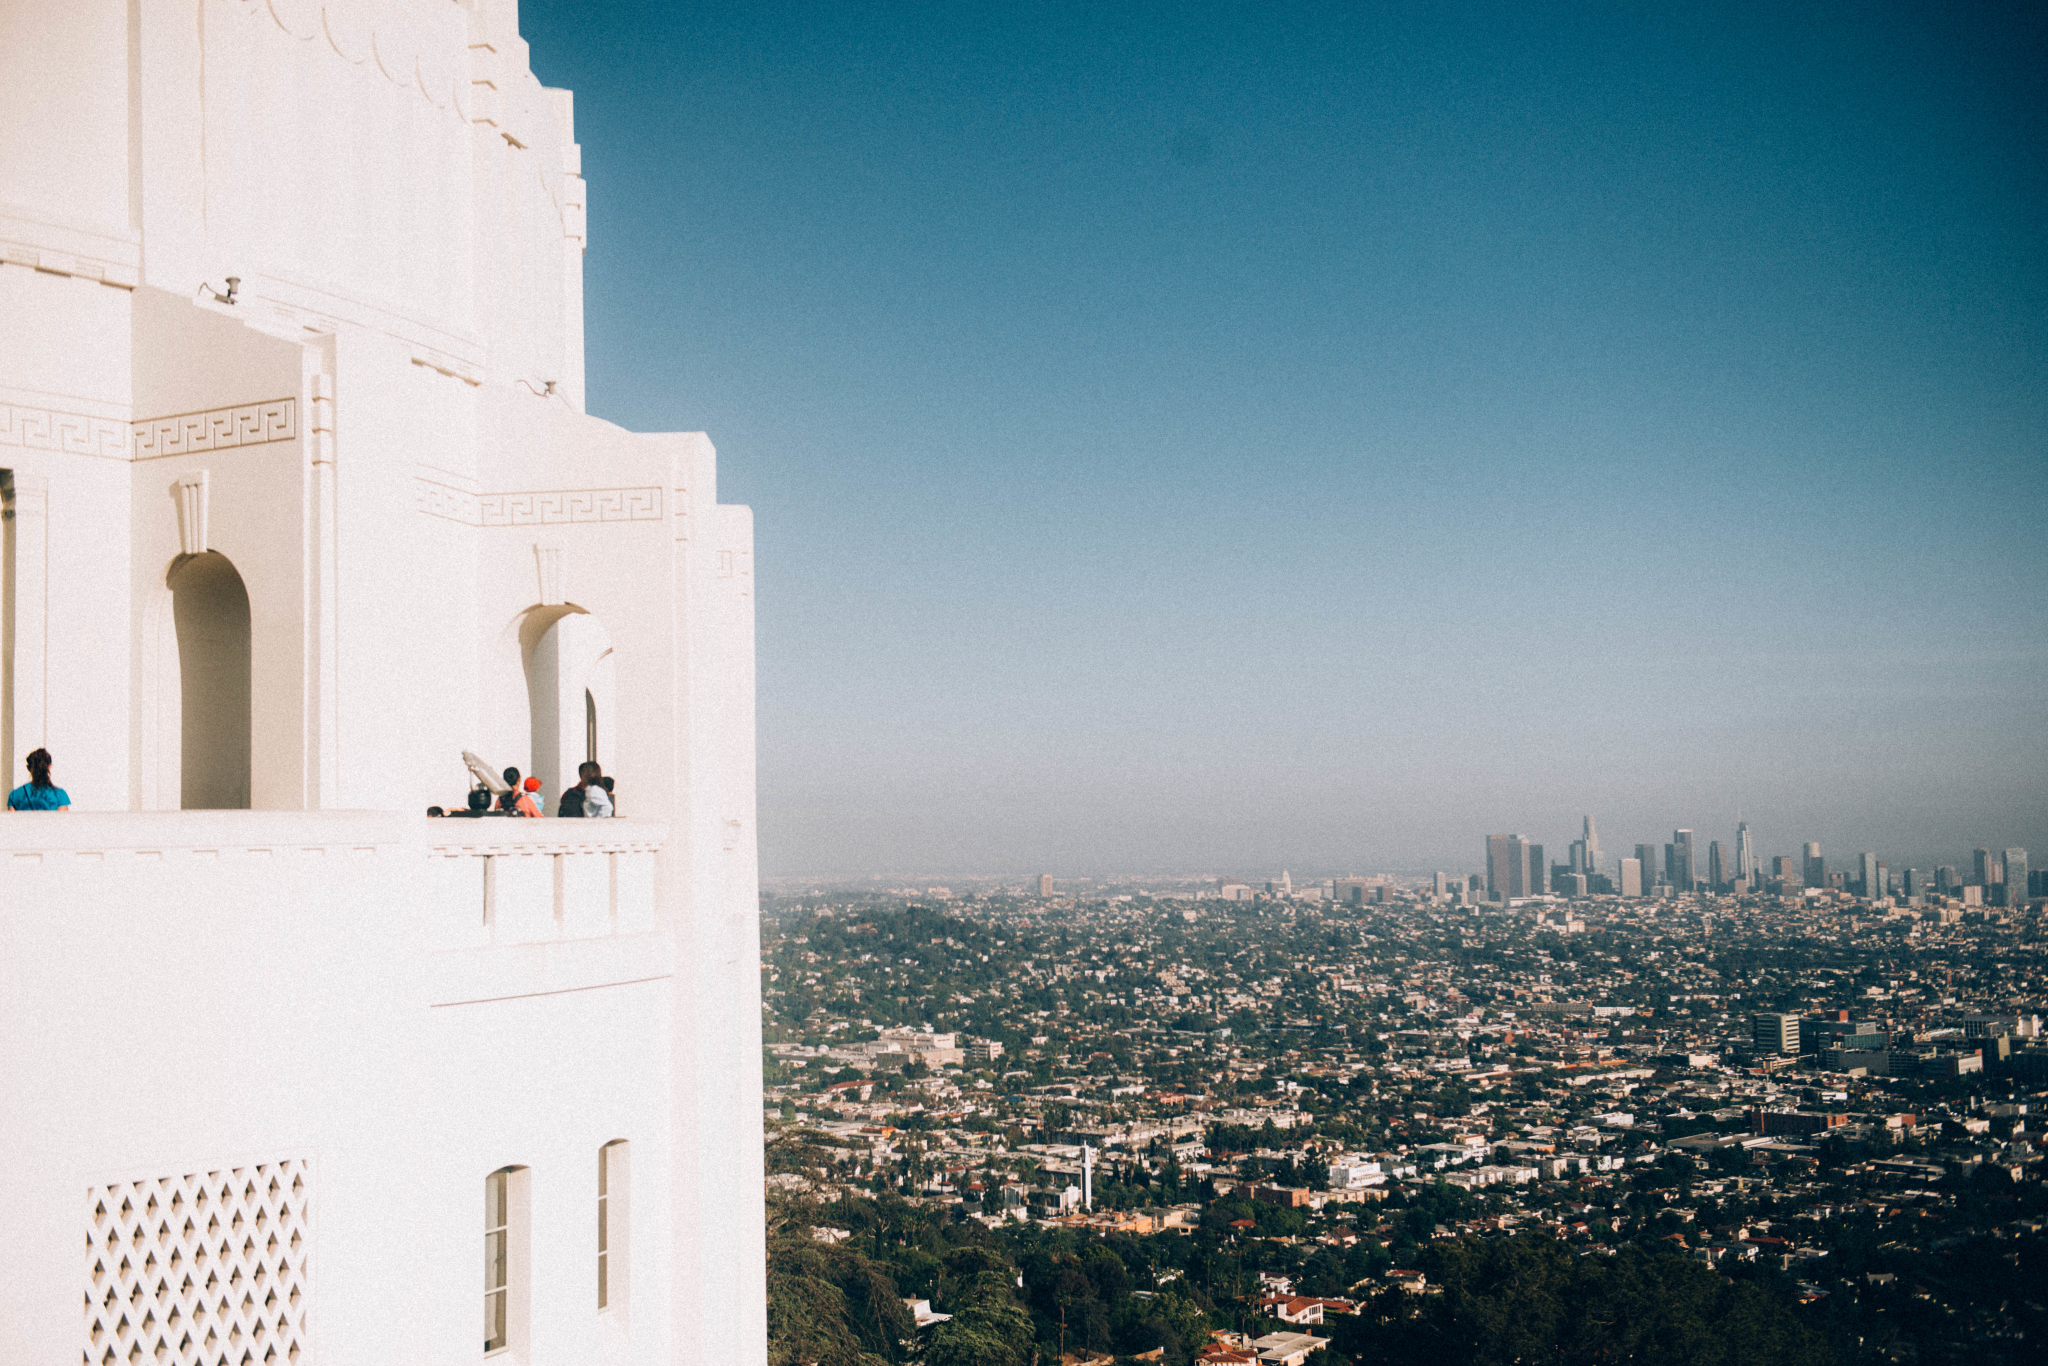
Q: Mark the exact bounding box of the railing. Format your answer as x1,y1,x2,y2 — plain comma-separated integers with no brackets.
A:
424,817,666,946
0,810,668,949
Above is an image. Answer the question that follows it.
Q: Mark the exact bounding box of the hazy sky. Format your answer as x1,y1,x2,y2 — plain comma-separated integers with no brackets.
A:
523,2,2047,878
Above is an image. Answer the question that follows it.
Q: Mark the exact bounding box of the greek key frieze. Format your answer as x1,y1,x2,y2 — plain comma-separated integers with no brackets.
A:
0,403,127,459
132,399,298,460
415,479,663,527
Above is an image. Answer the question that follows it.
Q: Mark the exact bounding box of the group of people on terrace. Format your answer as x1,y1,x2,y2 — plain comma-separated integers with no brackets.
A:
430,760,617,820
5,749,623,820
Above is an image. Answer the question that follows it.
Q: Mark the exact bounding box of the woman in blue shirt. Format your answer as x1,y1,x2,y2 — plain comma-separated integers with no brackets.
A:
7,748,70,811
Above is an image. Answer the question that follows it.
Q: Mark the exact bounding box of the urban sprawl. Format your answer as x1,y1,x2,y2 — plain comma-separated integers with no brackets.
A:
760,822,2044,1366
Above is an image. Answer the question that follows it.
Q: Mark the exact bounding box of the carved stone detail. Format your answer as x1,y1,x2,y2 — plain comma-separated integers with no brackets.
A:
133,400,297,460
534,543,566,606
0,403,127,459
414,479,663,527
85,1157,313,1366
176,472,211,556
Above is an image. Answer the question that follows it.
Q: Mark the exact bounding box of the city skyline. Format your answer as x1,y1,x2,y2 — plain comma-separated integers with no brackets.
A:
517,2,2047,877
758,810,2040,885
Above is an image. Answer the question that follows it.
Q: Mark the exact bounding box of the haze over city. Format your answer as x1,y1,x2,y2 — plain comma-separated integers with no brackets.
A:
521,1,2046,876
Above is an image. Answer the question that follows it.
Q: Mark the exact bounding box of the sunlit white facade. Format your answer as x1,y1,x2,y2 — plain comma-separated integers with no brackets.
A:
0,2,765,1361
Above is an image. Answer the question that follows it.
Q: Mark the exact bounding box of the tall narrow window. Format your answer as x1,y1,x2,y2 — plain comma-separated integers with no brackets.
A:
485,1167,528,1353
598,1141,629,1317
586,688,598,766
485,1170,510,1352
596,1145,610,1309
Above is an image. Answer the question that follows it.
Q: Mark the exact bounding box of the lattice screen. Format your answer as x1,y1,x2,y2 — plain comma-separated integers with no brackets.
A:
84,1158,311,1365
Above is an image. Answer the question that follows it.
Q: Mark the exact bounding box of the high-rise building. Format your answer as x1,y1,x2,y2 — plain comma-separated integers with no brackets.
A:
1654,835,1687,897
1582,816,1601,881
1936,865,1957,893
1972,847,1993,887
1902,868,1922,899
1803,842,1825,891
1857,852,1879,900
2003,849,2029,908
1751,1013,1800,1056
1038,874,1055,897
1486,835,1524,901
1568,840,1587,875
1772,854,1801,888
1636,843,1660,889
1735,822,1757,883
1527,843,1546,895
1707,841,1727,891
1619,858,1643,898
1432,871,1448,897
1671,835,1703,897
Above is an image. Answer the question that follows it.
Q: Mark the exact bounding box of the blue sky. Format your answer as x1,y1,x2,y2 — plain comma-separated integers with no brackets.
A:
523,1,2046,878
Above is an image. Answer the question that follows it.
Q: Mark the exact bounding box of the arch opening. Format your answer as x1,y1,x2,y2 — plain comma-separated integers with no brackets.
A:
519,606,615,808
169,551,251,809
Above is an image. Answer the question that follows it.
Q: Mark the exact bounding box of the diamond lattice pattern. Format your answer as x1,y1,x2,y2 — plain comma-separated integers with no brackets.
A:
84,1159,311,1365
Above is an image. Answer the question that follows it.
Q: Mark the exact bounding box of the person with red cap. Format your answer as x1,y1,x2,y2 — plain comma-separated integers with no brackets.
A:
512,775,543,818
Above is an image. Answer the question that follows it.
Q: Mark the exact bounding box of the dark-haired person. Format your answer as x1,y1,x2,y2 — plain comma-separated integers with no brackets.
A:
497,767,523,814
7,748,70,811
557,769,586,817
559,761,611,818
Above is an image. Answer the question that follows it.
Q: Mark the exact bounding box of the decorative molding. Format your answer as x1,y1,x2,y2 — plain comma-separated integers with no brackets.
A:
0,205,141,289
415,480,481,524
85,1156,312,1366
0,402,127,459
534,542,565,605
414,479,663,527
226,0,501,124
176,472,211,556
428,839,665,858
133,399,298,460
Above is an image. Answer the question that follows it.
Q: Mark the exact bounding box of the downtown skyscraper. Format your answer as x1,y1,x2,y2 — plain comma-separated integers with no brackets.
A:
1636,843,1661,891
1485,835,1545,900
1670,830,1696,892
1735,821,1758,884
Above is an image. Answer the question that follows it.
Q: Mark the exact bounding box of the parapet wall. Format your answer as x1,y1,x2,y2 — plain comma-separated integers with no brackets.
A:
0,808,680,1364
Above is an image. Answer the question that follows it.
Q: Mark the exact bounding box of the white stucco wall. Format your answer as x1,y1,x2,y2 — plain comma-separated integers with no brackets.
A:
1,3,766,1363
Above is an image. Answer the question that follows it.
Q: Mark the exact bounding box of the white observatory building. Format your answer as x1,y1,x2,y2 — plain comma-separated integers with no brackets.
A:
0,2,767,1362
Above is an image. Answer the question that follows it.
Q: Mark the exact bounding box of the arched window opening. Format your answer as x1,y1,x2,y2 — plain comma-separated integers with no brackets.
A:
520,607,615,804
169,551,251,809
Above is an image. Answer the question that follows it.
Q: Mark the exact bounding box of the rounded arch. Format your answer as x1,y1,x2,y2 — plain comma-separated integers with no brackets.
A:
517,604,615,807
168,551,251,809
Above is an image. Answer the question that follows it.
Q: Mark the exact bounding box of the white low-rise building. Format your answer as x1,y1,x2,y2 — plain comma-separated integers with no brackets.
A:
0,4,764,1363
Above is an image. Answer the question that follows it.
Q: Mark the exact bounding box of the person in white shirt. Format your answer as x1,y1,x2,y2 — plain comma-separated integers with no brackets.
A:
571,761,613,817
